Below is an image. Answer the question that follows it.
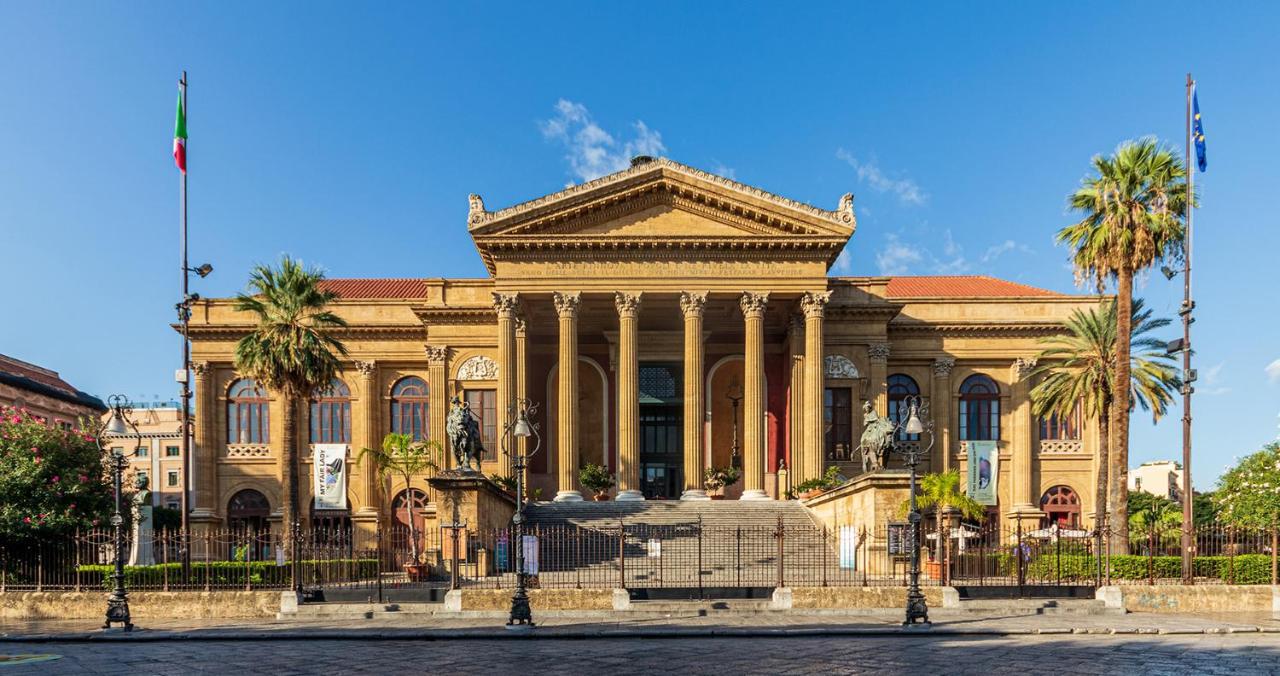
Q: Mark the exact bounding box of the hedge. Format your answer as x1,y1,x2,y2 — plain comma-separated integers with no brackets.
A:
1011,553,1275,584
76,559,379,589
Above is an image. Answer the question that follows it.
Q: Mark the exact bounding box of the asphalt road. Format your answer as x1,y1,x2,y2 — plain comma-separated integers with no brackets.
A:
6,633,1280,675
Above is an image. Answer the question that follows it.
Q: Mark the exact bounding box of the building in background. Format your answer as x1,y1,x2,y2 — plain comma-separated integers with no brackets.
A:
100,402,190,510
1128,460,1184,501
0,353,105,428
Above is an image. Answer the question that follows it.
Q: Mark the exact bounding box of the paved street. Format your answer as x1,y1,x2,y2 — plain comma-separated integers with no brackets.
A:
4,634,1280,675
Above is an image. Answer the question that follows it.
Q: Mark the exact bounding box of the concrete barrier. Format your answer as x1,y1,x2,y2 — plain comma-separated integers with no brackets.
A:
1096,585,1280,614
0,591,280,620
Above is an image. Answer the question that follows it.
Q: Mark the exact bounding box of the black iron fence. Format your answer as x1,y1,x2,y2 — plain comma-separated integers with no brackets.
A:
1,522,1275,595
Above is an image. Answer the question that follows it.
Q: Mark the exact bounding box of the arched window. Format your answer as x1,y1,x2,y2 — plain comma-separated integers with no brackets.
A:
227,378,269,444
1039,401,1082,440
391,488,430,558
390,376,429,441
887,374,921,441
959,374,1000,441
227,488,271,554
1040,485,1081,527
310,378,352,444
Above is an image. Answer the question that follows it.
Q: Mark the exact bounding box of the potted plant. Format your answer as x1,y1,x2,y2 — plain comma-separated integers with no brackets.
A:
788,466,845,500
703,466,741,499
579,463,616,501
357,432,441,581
896,469,985,585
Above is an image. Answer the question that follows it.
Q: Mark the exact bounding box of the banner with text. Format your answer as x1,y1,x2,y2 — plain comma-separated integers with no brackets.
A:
966,441,999,505
312,444,348,510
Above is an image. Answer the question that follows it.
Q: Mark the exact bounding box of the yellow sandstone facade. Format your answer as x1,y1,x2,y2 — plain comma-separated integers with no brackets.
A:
185,157,1103,537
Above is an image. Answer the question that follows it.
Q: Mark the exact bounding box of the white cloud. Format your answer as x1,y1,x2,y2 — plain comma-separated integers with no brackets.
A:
836,148,926,205
1266,358,1280,383
875,234,925,275
1200,361,1230,396
540,99,667,183
711,160,737,180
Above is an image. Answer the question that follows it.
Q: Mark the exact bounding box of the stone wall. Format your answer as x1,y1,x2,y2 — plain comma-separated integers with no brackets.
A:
0,591,280,620
790,586,946,609
454,588,616,611
1097,585,1280,613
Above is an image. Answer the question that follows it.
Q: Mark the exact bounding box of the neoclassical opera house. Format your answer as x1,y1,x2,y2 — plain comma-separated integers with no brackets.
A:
185,157,1103,538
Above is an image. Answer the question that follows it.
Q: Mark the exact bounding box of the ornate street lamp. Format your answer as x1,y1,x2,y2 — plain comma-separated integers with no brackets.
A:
891,394,932,627
101,394,141,631
726,377,743,469
502,398,541,630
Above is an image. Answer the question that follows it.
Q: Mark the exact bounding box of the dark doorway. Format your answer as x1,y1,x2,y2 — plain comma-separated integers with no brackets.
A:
639,363,682,499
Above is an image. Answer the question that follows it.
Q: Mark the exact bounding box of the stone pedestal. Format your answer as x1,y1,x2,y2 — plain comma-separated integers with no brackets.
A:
427,471,519,533
802,470,912,577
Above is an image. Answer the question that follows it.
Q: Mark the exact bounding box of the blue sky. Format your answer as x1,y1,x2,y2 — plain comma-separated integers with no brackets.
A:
2,2,1277,489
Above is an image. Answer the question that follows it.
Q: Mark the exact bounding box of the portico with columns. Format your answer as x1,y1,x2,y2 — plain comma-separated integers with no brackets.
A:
184,156,1107,535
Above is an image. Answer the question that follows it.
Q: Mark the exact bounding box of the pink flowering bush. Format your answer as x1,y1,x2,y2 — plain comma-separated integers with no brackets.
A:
0,406,112,542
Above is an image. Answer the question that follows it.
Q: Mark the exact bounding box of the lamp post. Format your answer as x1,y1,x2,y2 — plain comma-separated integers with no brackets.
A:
101,394,140,631
892,394,932,627
726,377,743,469
503,398,541,630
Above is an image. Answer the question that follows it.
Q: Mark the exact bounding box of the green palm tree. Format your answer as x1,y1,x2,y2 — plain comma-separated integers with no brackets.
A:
1031,298,1180,553
233,256,348,573
357,433,441,566
1057,137,1189,551
899,470,986,584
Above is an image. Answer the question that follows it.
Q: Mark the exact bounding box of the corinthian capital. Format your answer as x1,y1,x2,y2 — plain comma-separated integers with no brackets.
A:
679,291,707,318
739,292,769,319
800,291,832,319
424,345,450,365
353,360,377,377
553,292,581,319
932,357,956,377
190,361,210,377
868,342,891,363
491,292,521,319
515,318,527,337
1014,357,1038,380
614,292,643,319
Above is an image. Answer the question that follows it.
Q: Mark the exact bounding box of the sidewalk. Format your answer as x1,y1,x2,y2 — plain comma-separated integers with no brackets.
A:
3,610,1279,642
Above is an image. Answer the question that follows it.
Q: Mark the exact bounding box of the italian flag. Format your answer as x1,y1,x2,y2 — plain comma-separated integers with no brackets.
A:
173,88,187,173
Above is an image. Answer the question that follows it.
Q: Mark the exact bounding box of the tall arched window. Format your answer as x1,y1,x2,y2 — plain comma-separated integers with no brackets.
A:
227,489,271,557
959,374,1000,441
390,376,429,441
887,374,921,441
1039,400,1082,440
227,378,269,444
1040,485,1081,527
310,378,352,444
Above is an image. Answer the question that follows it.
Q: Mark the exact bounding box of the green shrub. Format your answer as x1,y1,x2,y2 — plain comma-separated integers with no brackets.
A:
76,558,379,589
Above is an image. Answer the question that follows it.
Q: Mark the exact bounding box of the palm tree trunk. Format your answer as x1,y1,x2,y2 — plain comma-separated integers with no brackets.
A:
281,395,301,589
937,507,947,585
1110,269,1134,555
1095,401,1110,576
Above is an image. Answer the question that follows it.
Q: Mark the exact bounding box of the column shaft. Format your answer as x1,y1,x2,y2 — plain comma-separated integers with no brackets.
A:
801,292,830,485
1011,358,1037,509
680,292,708,500
931,358,955,474
356,361,381,515
554,292,583,501
190,362,217,517
868,343,890,416
425,346,449,469
615,293,644,501
740,292,769,500
786,317,804,492
493,293,520,478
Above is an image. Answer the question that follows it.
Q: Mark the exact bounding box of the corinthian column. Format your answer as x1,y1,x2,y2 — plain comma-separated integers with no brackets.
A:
931,357,955,473
679,292,709,500
740,292,770,500
354,360,380,516
553,292,583,501
493,293,520,478
801,291,830,485
424,345,449,467
1011,358,1038,511
868,342,890,415
615,292,644,501
189,361,217,519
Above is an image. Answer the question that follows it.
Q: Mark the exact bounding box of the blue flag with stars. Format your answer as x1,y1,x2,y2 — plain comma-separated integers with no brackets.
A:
1193,88,1206,172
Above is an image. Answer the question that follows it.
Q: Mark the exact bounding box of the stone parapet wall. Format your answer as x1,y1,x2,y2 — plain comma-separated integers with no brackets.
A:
790,586,947,609
0,591,280,620
1097,585,1280,613
453,588,616,611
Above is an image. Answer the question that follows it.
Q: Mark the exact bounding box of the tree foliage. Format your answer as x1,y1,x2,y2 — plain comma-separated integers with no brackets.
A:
357,432,441,564
1214,442,1280,528
0,406,113,542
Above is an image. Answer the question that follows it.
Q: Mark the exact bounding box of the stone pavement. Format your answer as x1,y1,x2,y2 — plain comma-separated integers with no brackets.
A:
3,632,1280,675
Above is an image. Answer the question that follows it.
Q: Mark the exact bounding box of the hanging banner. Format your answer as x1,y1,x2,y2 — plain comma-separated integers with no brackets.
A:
312,444,348,510
966,440,999,505
522,535,539,575
839,525,858,569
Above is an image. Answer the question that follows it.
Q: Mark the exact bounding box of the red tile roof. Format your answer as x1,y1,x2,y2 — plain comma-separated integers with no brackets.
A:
884,276,1060,298
318,278,429,299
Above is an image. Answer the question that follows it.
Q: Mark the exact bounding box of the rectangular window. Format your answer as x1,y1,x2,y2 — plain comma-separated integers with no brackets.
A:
165,445,180,457
824,387,853,461
310,400,352,444
135,445,148,457
167,470,179,487
465,389,498,451
1038,402,1082,440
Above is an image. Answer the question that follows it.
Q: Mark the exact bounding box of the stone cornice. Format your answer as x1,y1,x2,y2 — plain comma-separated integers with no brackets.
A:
409,307,497,326
179,323,425,340
887,320,1070,338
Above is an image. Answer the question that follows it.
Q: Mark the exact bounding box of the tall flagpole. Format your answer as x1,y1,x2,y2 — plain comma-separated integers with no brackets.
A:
1180,73,1195,584
179,71,192,574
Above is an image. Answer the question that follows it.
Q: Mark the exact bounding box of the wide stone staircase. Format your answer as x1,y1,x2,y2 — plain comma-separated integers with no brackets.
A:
520,500,847,595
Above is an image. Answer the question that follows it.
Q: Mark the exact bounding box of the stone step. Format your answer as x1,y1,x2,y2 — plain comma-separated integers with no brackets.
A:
279,602,443,620
626,599,777,613
954,598,1121,615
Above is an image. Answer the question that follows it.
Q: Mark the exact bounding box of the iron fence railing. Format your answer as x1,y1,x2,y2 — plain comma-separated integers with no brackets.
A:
1,522,1275,595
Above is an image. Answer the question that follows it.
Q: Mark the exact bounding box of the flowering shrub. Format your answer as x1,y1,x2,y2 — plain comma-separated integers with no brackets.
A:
0,405,113,542
1215,442,1280,528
